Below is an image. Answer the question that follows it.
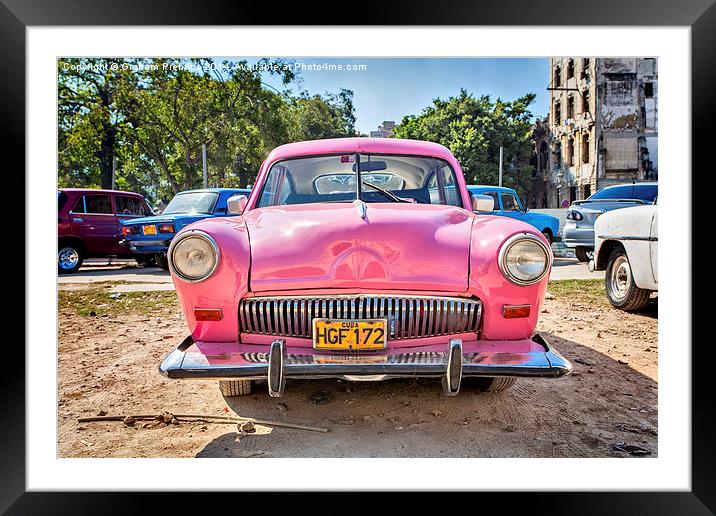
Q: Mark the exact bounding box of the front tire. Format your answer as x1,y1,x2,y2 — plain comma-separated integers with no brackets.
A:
135,255,156,268
58,245,83,273
541,230,553,244
605,247,651,311
219,380,253,397
475,377,517,392
575,246,593,262
155,253,170,270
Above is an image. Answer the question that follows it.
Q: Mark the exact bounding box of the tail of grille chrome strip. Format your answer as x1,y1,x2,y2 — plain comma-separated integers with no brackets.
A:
239,295,482,340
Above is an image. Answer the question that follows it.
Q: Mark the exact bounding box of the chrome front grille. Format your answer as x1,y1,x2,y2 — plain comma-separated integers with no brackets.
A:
239,295,481,340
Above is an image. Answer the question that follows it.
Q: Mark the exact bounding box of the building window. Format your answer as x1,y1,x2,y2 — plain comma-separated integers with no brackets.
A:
554,102,561,125
581,58,590,79
645,82,654,98
582,133,590,164
567,96,574,120
582,90,590,114
567,138,575,166
554,66,561,87
584,184,591,198
567,59,575,79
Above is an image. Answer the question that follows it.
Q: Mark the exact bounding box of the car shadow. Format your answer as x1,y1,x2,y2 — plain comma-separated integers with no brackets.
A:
195,333,657,458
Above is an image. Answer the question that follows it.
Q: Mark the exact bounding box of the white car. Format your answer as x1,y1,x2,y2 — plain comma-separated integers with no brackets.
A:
589,202,657,311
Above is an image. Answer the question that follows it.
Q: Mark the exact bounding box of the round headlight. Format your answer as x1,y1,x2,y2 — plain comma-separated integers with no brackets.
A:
498,233,551,285
169,231,220,282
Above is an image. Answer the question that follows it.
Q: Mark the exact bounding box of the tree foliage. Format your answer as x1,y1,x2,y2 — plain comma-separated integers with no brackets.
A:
58,58,356,205
392,89,537,200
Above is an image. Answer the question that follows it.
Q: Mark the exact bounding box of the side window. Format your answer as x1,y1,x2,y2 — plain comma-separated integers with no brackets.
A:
116,196,146,215
634,185,658,203
482,191,500,211
500,192,521,211
71,196,85,213
426,166,462,207
84,195,113,214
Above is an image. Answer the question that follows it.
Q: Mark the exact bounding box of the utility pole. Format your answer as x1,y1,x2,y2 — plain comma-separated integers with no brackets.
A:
498,146,503,187
202,143,208,188
111,153,116,190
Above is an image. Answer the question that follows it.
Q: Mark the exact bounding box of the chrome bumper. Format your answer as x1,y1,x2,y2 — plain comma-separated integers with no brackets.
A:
159,334,571,397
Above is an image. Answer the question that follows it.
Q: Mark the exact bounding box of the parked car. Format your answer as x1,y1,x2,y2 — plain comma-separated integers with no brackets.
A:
590,201,658,311
120,188,250,269
563,182,658,262
58,188,154,273
467,185,560,244
158,138,571,398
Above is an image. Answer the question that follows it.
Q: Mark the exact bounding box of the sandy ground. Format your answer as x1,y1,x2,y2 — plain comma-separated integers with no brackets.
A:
58,290,657,458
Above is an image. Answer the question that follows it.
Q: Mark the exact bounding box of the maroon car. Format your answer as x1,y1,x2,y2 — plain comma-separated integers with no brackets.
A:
58,188,154,273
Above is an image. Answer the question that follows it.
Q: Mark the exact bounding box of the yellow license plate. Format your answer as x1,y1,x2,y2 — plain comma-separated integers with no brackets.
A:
142,225,157,235
313,319,387,350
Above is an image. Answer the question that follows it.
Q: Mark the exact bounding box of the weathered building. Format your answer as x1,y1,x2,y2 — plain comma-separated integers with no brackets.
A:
537,58,658,207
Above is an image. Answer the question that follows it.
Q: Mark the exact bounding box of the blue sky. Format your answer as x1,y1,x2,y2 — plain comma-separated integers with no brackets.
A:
237,58,550,134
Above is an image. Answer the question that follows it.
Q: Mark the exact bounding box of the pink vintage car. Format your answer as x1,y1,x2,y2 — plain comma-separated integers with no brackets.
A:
159,138,571,397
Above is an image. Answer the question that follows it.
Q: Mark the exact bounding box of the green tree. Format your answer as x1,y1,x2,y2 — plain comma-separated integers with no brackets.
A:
392,89,537,200
58,58,133,189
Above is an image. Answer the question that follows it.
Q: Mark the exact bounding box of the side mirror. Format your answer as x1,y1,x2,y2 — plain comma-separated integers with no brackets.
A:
227,194,248,215
471,194,494,212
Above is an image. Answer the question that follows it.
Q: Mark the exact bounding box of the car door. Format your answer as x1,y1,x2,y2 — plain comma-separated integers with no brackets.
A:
114,195,151,253
69,193,117,255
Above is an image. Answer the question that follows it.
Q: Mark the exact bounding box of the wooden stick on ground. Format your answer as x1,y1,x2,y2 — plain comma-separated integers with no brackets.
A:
77,414,328,433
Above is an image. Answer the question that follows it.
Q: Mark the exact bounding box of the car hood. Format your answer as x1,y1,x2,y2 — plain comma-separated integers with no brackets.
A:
242,202,474,293
122,212,212,226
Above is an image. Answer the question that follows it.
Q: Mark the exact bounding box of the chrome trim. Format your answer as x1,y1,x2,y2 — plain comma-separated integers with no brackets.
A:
268,339,286,397
442,339,463,396
596,235,657,242
497,232,553,286
158,333,573,396
167,230,221,283
238,294,482,340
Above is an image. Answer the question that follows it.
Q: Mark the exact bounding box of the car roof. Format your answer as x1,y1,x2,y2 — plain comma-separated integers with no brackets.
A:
175,188,250,195
265,137,455,163
467,185,517,193
600,182,658,189
59,188,144,196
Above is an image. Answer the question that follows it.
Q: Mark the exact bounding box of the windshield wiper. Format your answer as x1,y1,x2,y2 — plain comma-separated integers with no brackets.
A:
362,181,412,203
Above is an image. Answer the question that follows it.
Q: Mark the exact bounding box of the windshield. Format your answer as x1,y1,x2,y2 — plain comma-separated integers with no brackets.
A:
257,153,463,208
163,192,218,214
587,184,657,202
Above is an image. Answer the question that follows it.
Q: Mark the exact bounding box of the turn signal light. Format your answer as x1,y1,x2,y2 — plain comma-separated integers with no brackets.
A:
194,308,223,321
121,226,137,236
502,304,531,319
158,223,175,233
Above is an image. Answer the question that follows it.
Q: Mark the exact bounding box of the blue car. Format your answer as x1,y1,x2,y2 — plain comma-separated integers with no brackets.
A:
467,185,561,243
120,188,250,269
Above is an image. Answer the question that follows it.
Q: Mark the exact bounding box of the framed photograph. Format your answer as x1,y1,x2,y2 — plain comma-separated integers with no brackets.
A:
6,0,711,511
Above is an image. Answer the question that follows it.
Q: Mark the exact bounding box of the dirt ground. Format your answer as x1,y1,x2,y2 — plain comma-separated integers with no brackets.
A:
57,282,657,458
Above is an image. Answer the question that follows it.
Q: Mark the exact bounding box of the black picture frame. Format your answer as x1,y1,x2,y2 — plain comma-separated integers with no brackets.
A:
5,0,713,512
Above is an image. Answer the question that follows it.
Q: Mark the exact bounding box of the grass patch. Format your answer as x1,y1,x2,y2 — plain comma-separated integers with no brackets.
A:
58,287,179,317
547,279,607,305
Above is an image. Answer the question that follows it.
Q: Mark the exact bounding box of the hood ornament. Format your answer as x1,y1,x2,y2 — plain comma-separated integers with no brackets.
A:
353,199,368,220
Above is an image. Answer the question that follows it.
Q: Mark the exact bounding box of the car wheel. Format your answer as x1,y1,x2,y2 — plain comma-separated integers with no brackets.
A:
155,253,170,270
575,247,593,262
605,247,651,311
58,245,83,273
475,377,517,392
541,230,553,244
219,380,253,397
135,255,156,268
